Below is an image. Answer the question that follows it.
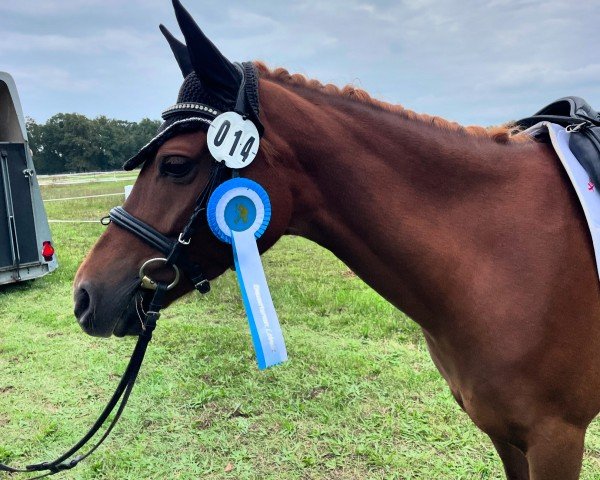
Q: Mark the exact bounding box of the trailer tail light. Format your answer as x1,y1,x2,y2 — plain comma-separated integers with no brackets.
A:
41,241,55,261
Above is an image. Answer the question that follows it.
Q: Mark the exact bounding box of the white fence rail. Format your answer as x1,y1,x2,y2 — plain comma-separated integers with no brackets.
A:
44,192,125,202
44,175,132,224
38,170,137,186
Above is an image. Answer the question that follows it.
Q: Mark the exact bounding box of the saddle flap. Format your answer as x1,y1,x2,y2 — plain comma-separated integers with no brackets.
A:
570,125,600,187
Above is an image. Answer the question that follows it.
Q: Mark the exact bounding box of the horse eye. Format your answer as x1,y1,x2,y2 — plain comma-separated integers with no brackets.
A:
159,156,194,178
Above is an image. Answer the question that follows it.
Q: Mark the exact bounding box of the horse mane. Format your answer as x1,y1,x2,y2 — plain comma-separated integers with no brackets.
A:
254,61,530,144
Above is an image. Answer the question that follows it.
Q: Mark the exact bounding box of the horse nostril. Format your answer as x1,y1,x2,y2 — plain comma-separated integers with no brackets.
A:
74,285,91,322
73,281,115,338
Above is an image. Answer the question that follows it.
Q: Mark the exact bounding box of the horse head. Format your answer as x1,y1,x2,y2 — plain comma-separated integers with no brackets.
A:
73,0,294,337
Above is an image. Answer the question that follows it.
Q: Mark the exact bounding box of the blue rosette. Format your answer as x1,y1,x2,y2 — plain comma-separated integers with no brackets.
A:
206,177,286,369
207,178,271,243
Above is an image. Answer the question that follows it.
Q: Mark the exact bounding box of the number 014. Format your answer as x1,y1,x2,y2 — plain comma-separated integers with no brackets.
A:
213,120,256,163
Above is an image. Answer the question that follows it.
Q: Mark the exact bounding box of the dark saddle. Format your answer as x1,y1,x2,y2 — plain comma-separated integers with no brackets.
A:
517,97,600,186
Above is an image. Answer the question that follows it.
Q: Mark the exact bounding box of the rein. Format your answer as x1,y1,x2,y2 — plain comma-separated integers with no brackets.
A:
0,286,164,479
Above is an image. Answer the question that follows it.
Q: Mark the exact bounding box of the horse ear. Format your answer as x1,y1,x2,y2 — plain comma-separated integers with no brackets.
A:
171,0,240,101
159,24,193,77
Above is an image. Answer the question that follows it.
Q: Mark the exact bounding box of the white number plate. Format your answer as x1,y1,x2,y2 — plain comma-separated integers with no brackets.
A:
207,111,260,169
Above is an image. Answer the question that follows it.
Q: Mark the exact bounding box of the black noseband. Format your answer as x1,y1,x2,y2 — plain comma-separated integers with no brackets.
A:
108,205,210,294
108,162,231,295
109,207,176,255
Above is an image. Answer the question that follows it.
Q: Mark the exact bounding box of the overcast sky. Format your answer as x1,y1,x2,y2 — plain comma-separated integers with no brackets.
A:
2,0,598,127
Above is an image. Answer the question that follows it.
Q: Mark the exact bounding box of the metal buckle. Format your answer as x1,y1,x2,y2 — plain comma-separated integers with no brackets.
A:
178,233,191,245
566,122,588,133
194,278,210,294
139,257,180,291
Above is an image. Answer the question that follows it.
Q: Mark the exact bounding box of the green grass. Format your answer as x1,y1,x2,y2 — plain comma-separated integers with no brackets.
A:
1,171,600,479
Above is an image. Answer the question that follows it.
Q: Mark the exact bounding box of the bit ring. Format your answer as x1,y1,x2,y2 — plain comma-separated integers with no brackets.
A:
139,258,180,291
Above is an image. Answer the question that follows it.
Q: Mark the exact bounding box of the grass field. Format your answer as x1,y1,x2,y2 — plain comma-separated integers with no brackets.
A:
1,170,600,479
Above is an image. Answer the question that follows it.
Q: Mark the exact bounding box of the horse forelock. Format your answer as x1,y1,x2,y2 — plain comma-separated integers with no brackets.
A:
254,61,531,145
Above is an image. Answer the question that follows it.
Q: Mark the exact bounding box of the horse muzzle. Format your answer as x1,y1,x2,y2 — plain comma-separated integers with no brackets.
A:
73,277,147,337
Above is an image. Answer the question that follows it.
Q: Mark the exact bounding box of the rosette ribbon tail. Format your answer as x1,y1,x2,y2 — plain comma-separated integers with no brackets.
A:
232,229,288,369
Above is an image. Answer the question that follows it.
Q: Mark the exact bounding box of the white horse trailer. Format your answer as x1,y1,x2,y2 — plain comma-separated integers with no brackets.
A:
0,72,57,284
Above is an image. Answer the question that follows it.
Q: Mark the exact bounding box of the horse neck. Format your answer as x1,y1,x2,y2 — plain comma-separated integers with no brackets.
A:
260,79,536,330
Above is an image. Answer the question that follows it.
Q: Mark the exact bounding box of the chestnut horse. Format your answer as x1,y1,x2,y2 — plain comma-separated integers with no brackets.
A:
74,3,600,479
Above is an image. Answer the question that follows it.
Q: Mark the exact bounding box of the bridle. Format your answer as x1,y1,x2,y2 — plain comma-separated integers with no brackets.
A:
109,160,230,296
0,63,259,478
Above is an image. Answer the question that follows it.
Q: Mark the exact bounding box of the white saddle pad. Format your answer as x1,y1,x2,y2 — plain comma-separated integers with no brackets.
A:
526,122,600,280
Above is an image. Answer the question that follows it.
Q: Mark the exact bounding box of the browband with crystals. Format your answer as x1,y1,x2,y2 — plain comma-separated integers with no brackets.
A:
162,102,221,120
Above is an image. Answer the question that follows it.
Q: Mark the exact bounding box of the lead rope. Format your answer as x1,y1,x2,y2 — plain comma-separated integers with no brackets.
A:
0,283,169,478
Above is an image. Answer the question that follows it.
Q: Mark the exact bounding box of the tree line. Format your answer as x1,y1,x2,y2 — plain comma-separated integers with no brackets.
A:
26,114,161,174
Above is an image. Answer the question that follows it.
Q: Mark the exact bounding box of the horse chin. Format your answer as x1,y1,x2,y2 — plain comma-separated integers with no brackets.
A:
111,293,149,337
112,314,143,337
